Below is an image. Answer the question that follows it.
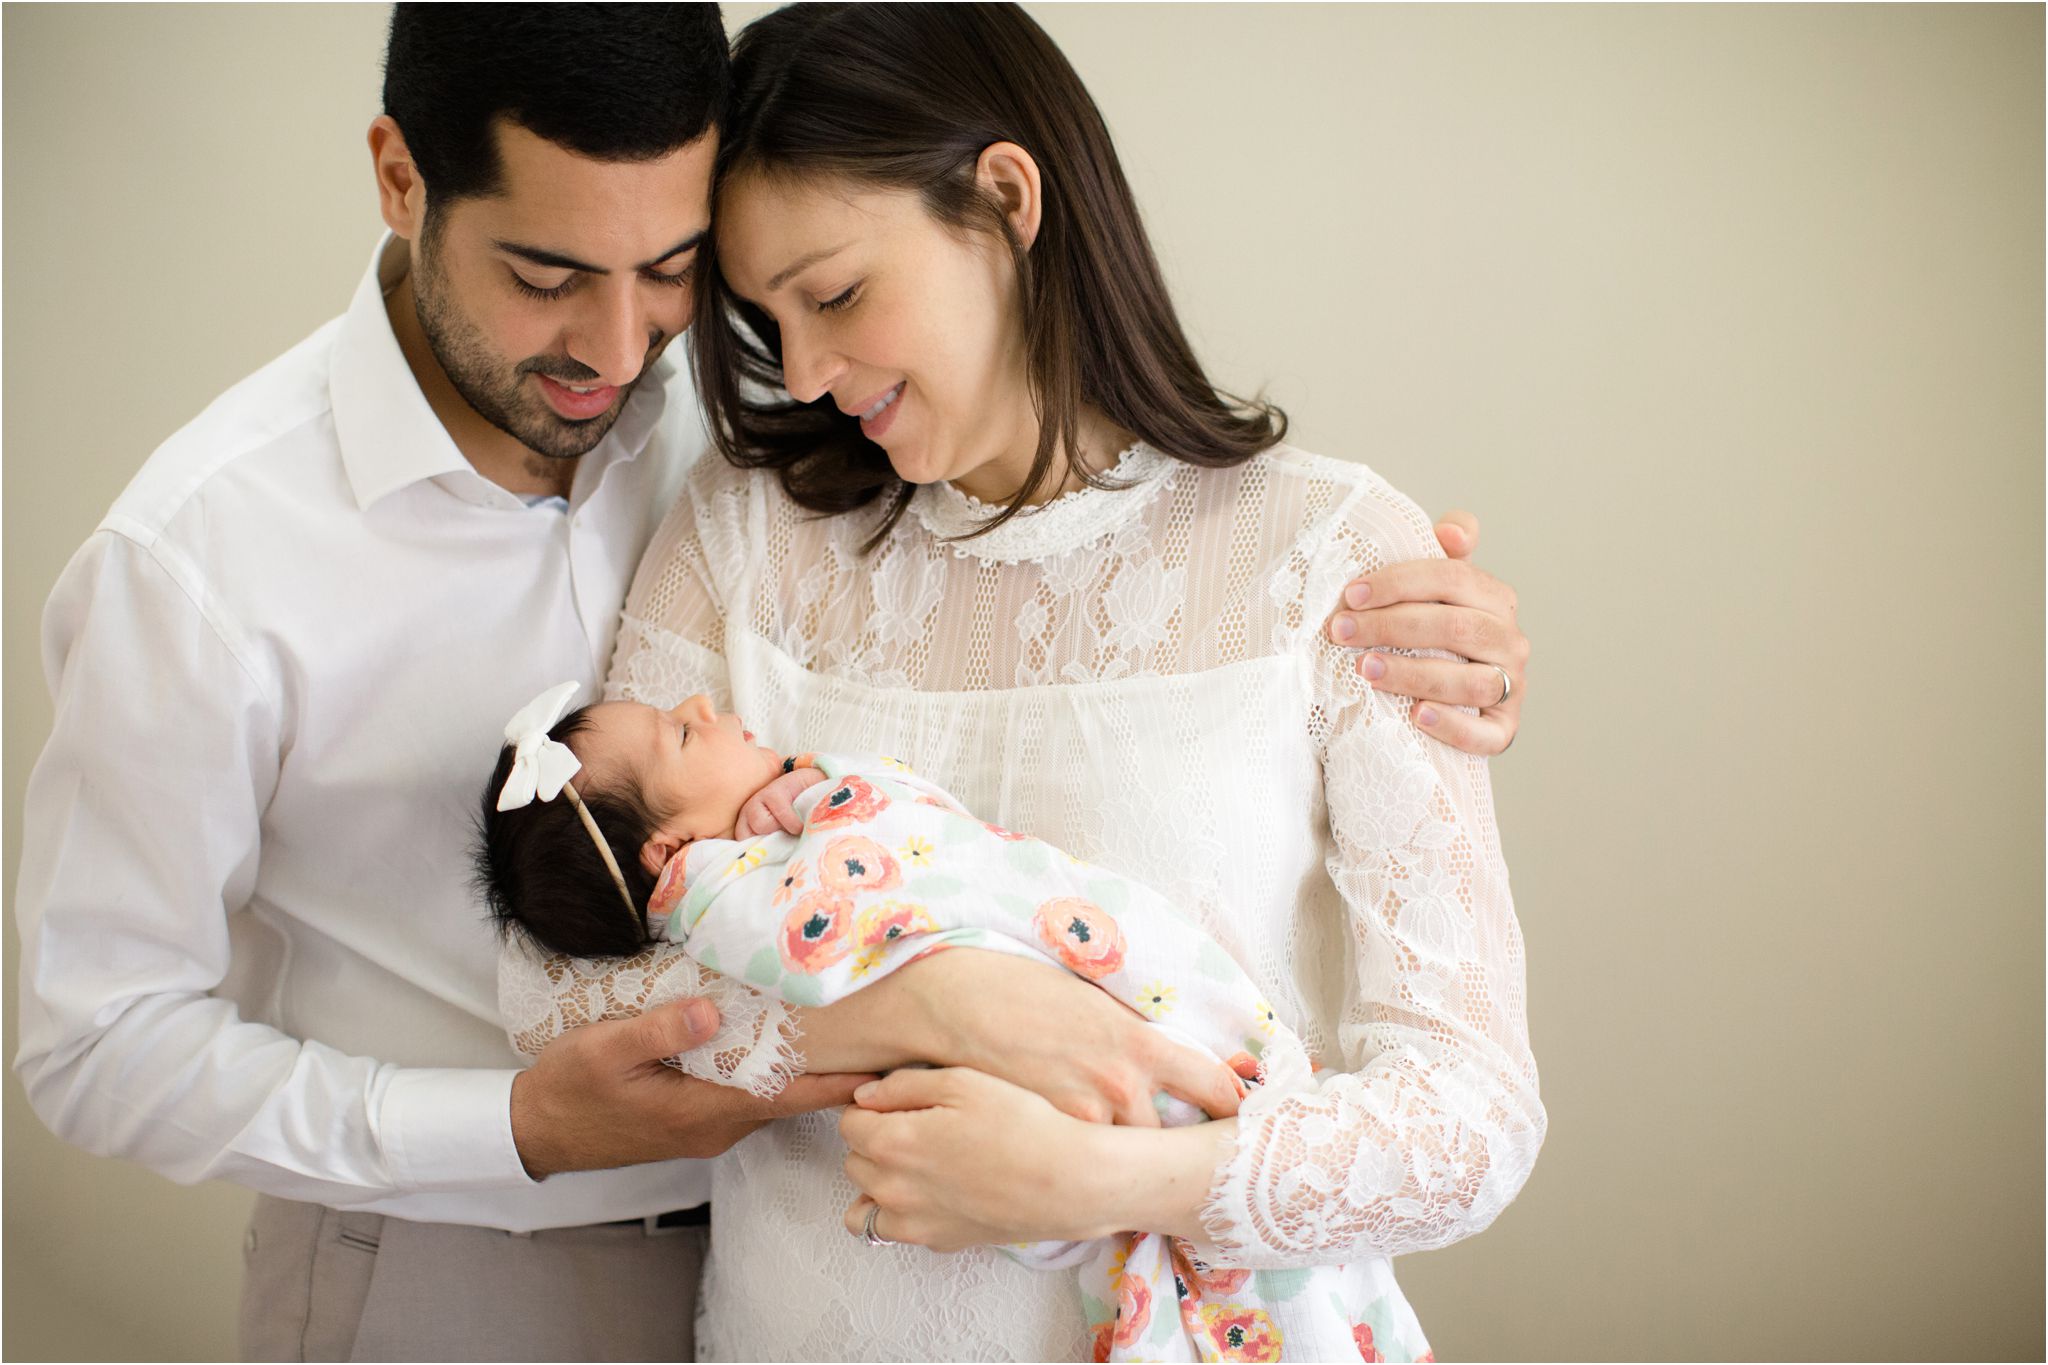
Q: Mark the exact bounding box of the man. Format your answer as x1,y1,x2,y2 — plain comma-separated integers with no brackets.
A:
13,6,1531,1360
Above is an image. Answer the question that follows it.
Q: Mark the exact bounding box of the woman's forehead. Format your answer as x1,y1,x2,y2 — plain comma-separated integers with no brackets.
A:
716,175,917,294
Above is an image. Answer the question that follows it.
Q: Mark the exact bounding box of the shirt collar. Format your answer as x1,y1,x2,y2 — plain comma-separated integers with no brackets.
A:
329,234,673,513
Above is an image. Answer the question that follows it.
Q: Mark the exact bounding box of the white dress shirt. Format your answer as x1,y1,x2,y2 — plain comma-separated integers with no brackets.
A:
13,236,715,1230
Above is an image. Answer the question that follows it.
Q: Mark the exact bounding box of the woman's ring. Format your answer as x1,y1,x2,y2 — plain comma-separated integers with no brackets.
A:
1489,664,1512,708
863,1204,897,1248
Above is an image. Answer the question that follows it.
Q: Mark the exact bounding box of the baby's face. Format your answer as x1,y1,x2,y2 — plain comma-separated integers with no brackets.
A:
573,696,784,845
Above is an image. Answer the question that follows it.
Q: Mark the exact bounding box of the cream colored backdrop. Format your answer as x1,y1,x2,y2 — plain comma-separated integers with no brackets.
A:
4,4,2040,1360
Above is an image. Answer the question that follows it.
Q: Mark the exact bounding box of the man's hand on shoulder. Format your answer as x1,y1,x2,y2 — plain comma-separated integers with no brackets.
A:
1323,509,1530,757
509,998,871,1179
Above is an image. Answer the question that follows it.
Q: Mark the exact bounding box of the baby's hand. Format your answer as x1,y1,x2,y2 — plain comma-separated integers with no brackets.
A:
736,766,822,839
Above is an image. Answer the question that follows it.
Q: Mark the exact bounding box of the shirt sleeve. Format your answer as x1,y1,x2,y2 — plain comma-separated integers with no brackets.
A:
1194,479,1547,1267
13,530,533,1203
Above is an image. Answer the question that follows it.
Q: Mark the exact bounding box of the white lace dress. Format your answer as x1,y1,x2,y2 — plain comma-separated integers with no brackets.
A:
533,442,1543,1360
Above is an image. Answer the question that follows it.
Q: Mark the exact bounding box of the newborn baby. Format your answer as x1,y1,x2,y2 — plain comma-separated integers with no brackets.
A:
476,685,1329,1363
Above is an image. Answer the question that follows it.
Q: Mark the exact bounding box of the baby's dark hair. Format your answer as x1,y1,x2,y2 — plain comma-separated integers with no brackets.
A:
473,705,661,959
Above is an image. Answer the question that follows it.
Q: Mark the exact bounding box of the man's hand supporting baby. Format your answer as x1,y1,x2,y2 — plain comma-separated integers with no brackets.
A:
508,998,874,1179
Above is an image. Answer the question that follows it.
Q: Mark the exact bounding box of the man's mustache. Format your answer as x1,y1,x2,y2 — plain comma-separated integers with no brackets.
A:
517,333,669,385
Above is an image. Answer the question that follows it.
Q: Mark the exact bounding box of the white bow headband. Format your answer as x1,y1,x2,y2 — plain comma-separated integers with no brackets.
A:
498,682,641,931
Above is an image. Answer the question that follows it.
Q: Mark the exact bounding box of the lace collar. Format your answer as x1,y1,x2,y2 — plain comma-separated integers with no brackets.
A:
907,442,1177,564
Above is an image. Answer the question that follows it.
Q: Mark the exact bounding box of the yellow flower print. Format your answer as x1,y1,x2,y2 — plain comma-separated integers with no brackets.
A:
1136,982,1177,1020
879,754,913,772
849,948,886,981
898,835,934,867
1252,999,1277,1036
726,843,769,879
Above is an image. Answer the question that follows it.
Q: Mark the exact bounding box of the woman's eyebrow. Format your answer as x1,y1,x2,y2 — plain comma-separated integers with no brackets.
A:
766,241,853,293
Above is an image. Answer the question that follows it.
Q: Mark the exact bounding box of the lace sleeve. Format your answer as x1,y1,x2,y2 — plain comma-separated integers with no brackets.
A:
496,932,804,1099
1197,474,1547,1267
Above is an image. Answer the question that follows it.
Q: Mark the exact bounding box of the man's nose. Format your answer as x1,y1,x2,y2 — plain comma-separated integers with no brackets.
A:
567,284,656,389
779,323,846,406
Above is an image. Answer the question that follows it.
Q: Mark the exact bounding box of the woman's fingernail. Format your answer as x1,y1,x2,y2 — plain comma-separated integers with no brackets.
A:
1345,582,1372,609
854,1081,877,1103
1361,654,1386,682
1417,706,1439,727
1331,616,1356,643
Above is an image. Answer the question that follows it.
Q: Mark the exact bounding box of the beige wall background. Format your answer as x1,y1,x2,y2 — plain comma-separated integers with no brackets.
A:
4,3,2040,1360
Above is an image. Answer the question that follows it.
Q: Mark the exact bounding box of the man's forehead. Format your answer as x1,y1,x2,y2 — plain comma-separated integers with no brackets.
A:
453,119,715,263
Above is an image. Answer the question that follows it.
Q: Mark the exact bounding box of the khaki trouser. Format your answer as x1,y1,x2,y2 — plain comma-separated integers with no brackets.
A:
238,1195,706,1362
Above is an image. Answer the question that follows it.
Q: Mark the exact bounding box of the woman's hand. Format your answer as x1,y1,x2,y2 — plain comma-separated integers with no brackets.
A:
838,1068,1227,1251
1323,510,1529,756
797,947,1243,1125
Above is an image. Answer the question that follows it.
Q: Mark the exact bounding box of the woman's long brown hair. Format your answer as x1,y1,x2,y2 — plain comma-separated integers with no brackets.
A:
691,2,1286,550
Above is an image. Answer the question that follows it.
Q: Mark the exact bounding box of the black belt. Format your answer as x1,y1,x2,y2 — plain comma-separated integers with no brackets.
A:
606,1206,710,1235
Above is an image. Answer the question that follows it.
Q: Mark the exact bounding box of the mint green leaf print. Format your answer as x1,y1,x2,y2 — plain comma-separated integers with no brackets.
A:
1003,839,1051,875
744,946,782,989
695,944,720,973
780,973,824,1008
1194,937,1241,982
1253,1268,1312,1302
1080,1292,1110,1325
908,874,964,900
938,814,980,846
1085,876,1129,913
992,893,1037,921
1147,1297,1180,1345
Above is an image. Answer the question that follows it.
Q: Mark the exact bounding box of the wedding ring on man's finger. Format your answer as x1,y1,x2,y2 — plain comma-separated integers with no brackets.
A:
1489,664,1513,708
863,1203,898,1248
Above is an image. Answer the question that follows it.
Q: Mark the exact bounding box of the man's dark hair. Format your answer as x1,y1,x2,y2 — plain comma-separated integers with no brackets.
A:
474,707,662,959
383,3,732,206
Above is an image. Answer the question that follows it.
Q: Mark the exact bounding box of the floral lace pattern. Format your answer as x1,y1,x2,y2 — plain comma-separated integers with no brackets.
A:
547,445,1540,1360
496,935,802,1098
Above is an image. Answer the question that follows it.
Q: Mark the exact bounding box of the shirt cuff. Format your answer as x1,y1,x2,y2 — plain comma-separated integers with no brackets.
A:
375,1067,537,1194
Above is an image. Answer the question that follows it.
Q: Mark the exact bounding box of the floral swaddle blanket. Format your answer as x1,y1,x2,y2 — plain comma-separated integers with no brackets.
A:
650,753,1349,1363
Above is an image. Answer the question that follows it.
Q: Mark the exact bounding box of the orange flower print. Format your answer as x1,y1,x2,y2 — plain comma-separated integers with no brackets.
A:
771,859,809,908
1170,1239,1251,1301
1089,1321,1114,1363
1353,1322,1383,1362
1198,1305,1283,1362
983,820,1031,842
647,850,688,922
1112,1271,1153,1349
819,836,902,894
810,777,888,829
855,900,937,953
778,892,855,974
1033,897,1126,980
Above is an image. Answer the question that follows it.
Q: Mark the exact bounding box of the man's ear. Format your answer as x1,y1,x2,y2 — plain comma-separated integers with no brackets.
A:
641,828,687,879
975,141,1043,253
368,115,427,241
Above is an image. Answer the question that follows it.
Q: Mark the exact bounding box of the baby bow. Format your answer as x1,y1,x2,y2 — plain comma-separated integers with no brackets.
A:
496,682,584,812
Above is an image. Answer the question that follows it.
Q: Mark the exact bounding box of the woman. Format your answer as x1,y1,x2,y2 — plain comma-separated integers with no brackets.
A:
514,5,1541,1359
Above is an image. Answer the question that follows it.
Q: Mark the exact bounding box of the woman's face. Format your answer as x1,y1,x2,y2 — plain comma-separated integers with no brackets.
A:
715,171,1035,497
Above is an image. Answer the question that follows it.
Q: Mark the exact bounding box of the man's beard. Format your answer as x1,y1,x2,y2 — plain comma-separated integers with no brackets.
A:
411,241,658,461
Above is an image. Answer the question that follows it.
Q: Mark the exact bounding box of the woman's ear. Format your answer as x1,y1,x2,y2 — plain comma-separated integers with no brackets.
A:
641,828,687,879
976,141,1043,252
